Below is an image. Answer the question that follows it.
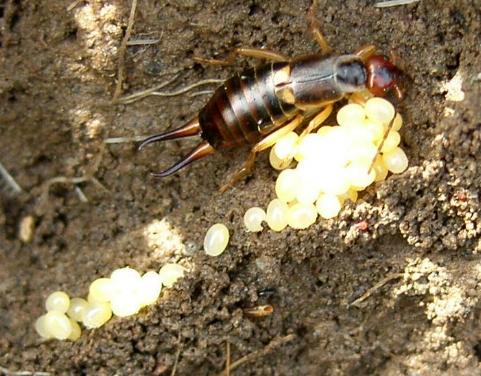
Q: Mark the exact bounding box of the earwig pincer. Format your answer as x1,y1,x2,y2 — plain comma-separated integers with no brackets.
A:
139,7,404,192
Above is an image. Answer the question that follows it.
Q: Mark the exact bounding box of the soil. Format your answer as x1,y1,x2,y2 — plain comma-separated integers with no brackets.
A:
1,0,480,375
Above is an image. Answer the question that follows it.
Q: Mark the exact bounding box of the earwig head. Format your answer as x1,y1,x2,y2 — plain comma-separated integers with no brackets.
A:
365,55,404,101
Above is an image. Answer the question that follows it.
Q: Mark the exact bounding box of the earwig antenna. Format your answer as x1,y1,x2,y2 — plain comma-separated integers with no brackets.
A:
151,141,215,177
138,118,201,151
367,110,397,174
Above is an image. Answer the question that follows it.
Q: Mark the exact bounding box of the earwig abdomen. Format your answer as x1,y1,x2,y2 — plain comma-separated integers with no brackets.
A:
199,62,298,150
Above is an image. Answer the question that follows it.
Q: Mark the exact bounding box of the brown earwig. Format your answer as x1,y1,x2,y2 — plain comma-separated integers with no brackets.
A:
244,304,274,318
139,6,404,192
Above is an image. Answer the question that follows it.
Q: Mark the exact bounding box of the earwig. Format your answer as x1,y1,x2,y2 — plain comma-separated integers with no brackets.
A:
139,5,404,192
244,304,274,318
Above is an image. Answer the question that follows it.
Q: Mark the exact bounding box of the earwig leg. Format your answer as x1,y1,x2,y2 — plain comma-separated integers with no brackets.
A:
308,0,332,54
138,118,201,151
219,115,304,193
299,104,333,139
367,111,397,174
236,48,289,62
194,48,288,67
151,141,215,177
354,44,377,61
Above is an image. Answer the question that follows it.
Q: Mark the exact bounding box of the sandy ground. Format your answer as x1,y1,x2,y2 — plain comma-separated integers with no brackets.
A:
1,0,480,375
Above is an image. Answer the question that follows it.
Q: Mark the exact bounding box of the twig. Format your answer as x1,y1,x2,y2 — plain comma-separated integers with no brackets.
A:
218,334,296,376
0,365,50,376
112,0,138,101
348,273,403,307
116,77,223,105
104,135,150,144
0,161,23,194
127,38,160,46
188,90,215,97
149,79,224,98
39,146,108,203
170,344,181,376
114,73,181,104
374,0,420,8
66,0,83,11
225,341,230,376
74,186,88,203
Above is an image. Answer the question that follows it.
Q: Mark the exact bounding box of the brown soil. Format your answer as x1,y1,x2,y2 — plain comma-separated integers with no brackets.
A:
1,0,480,375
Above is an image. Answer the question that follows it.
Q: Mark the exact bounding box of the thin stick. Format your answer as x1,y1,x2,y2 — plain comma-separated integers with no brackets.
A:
0,161,23,194
188,90,215,97
104,135,150,144
112,0,138,101
217,334,296,376
225,341,230,376
74,186,88,203
66,0,82,11
115,73,181,104
127,38,160,46
148,79,224,98
349,273,403,307
374,0,420,8
367,112,397,174
0,365,50,376
170,333,180,376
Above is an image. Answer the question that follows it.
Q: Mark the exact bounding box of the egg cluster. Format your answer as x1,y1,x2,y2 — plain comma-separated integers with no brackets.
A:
244,97,408,232
35,264,186,341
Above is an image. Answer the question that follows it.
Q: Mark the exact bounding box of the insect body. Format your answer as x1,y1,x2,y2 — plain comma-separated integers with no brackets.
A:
139,17,403,191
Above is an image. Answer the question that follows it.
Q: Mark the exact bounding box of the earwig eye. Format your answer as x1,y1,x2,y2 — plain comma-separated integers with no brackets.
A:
336,60,367,91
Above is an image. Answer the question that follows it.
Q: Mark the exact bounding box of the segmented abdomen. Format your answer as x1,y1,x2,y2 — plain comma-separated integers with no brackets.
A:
199,62,298,150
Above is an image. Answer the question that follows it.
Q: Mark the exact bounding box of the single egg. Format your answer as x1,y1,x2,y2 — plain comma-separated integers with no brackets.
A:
275,169,299,203
382,147,408,173
243,207,266,232
67,297,89,322
287,203,318,229
272,132,299,160
110,267,142,300
88,278,114,303
392,112,403,131
45,291,70,313
35,314,52,339
44,311,72,340
204,223,230,256
365,97,395,125
82,301,112,329
138,271,162,306
110,293,142,317
269,147,292,170
266,199,289,231
316,194,342,219
111,267,141,287
158,263,186,288
336,103,366,126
